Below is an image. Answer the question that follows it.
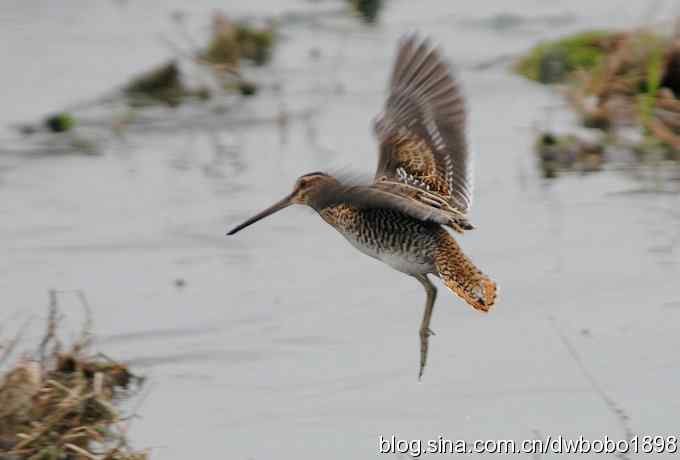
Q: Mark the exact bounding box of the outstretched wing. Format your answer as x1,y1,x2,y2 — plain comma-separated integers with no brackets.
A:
374,34,473,215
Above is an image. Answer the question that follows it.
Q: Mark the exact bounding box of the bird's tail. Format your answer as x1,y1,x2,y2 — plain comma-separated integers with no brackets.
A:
434,229,497,312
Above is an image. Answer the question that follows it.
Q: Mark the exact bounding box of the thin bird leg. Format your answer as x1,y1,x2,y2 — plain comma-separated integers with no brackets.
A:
414,274,437,380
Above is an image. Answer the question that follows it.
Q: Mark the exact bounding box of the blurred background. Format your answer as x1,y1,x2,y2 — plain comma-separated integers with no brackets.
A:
1,0,679,458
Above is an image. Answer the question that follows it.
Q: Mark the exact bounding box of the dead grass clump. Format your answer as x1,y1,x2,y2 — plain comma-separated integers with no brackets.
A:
202,12,275,68
567,31,673,124
518,23,680,175
535,132,605,178
124,60,210,107
0,291,146,460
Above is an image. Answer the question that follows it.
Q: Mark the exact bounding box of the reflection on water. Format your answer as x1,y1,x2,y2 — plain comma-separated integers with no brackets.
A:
459,11,577,33
97,325,222,345
127,349,266,368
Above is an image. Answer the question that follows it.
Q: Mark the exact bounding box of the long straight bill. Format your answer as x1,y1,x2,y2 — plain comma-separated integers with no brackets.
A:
226,194,294,235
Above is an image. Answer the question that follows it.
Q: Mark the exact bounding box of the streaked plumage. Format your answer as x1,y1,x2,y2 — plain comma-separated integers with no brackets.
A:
227,34,497,379
375,35,473,214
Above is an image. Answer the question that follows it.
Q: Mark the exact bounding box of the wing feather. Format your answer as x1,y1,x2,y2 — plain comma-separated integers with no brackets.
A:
313,178,473,233
374,34,473,214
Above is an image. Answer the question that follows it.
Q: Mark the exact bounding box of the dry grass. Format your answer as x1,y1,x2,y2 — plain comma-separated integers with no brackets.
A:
565,29,680,140
522,22,680,177
0,291,146,460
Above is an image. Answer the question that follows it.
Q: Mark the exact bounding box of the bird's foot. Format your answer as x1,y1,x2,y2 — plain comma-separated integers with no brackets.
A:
418,327,435,380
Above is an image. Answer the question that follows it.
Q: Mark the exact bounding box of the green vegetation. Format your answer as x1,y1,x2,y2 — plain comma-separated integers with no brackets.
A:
45,112,75,133
519,27,680,175
349,0,383,24
637,35,666,126
234,23,275,65
515,30,615,83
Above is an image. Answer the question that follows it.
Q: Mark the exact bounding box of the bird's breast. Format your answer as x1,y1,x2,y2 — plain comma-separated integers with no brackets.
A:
319,205,438,275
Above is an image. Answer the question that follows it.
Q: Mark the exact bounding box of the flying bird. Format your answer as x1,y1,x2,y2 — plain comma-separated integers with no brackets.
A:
227,34,497,378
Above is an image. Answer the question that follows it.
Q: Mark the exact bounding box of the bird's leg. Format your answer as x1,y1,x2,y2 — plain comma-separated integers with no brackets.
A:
414,274,437,380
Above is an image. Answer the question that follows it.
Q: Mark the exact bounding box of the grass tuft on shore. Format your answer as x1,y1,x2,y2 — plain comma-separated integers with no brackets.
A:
0,291,146,460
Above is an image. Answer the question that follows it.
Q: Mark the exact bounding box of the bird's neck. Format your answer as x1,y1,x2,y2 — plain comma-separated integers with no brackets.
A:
306,179,341,212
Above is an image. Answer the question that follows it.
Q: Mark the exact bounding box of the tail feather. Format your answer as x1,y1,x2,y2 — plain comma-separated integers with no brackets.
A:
434,229,497,312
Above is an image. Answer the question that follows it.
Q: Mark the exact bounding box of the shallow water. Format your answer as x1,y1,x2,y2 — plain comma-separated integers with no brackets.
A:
1,0,680,458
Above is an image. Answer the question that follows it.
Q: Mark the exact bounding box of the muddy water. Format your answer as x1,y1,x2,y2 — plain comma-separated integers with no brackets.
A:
1,0,680,458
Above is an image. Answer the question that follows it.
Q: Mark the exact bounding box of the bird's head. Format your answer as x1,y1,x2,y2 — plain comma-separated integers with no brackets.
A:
227,172,335,235
289,172,334,204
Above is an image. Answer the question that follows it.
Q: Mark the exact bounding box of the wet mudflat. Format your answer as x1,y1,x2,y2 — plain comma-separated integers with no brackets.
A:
1,1,679,458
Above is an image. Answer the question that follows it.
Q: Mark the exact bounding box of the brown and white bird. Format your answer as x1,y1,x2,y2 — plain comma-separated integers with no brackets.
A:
228,34,497,378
